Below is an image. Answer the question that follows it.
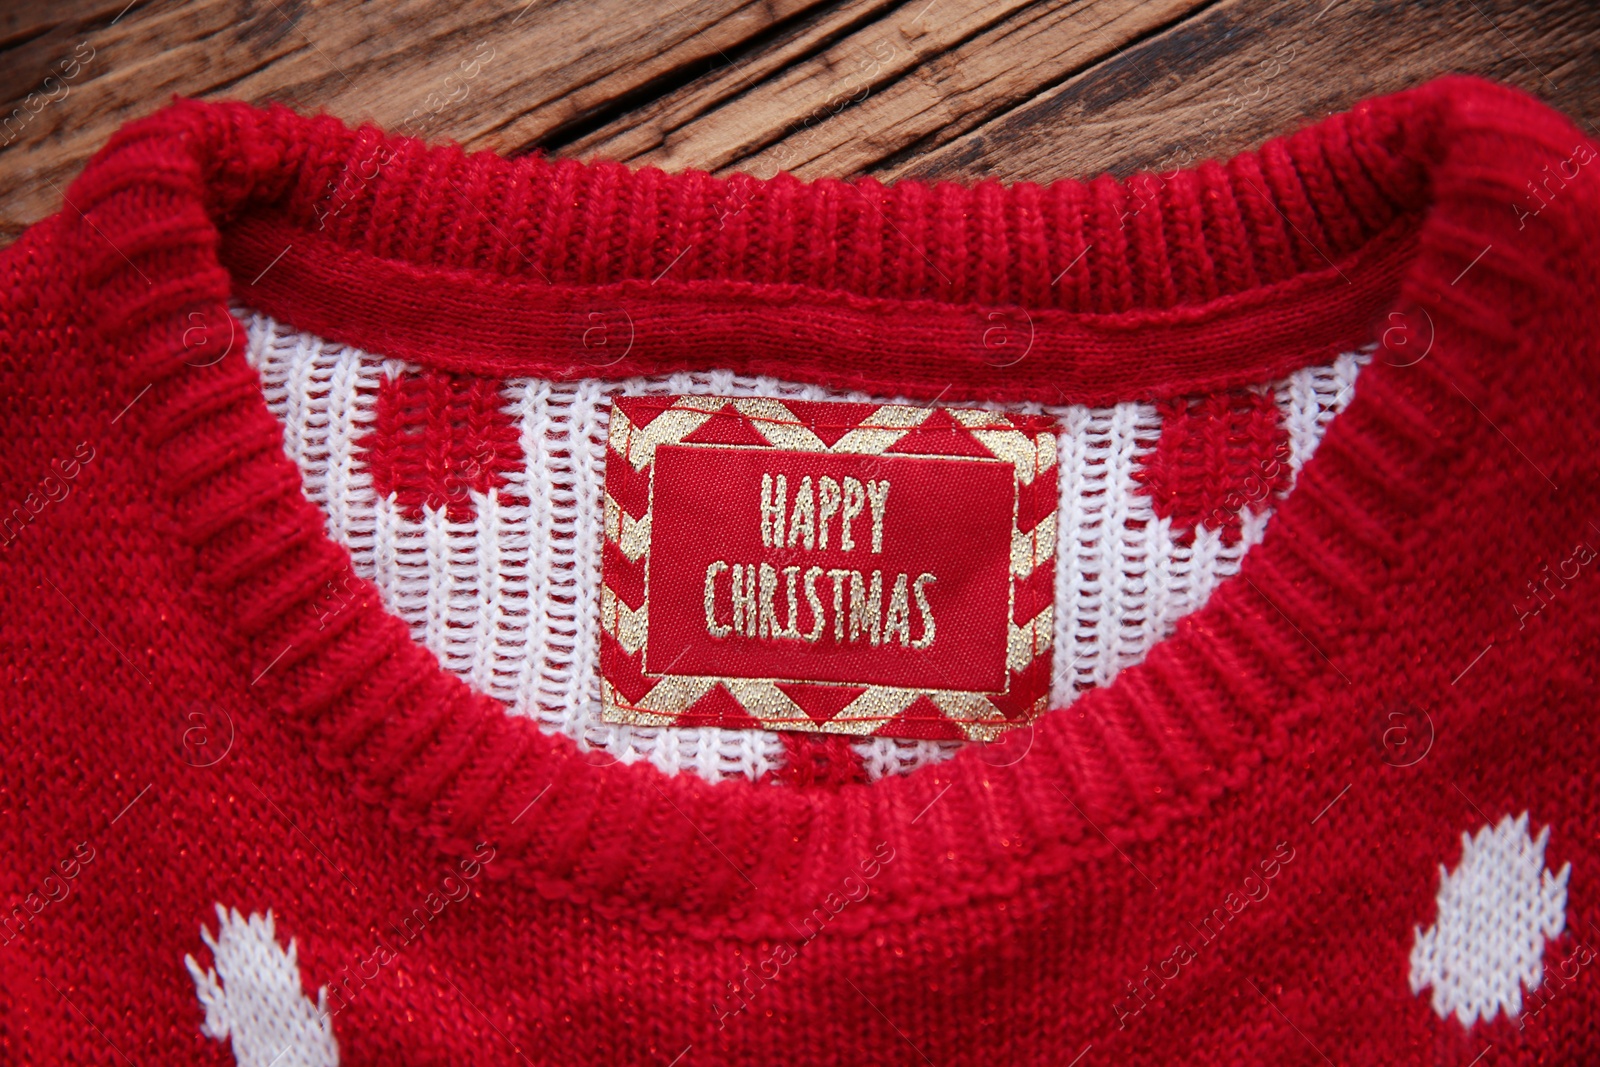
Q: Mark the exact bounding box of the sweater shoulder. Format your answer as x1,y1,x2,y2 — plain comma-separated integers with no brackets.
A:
0,214,77,374
0,215,104,512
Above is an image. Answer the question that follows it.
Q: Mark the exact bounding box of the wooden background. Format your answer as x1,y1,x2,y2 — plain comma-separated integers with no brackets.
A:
2,0,1597,248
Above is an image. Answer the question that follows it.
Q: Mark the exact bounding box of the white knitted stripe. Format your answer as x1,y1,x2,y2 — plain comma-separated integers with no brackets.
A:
239,308,1364,783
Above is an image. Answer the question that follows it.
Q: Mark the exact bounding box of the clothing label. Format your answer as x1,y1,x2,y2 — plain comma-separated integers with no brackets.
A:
598,396,1058,740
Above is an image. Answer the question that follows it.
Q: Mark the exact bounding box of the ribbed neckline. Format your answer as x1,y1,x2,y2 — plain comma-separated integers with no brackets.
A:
62,77,1578,939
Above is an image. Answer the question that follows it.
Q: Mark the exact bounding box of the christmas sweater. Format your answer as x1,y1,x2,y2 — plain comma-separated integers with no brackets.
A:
1,75,1597,1065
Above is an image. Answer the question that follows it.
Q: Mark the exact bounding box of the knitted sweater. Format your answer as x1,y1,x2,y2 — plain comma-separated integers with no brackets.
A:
1,75,1597,1066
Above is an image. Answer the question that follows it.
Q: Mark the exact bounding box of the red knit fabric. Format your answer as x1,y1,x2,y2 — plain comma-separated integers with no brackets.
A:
1134,388,1293,545
360,369,524,522
2,77,1598,1066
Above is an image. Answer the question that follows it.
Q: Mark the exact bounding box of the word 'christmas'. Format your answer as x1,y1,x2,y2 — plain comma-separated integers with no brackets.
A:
701,472,937,648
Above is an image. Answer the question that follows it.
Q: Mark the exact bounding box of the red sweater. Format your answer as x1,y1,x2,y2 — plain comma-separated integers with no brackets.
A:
2,76,1597,1065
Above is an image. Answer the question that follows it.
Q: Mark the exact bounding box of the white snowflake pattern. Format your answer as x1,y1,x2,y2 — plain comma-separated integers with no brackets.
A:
1409,812,1570,1026
185,905,339,1067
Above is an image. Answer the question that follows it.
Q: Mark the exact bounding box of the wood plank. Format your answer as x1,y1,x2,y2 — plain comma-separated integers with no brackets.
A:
549,0,904,163
880,0,1600,185
555,0,1060,172
665,0,1209,181
470,0,850,154
0,0,124,52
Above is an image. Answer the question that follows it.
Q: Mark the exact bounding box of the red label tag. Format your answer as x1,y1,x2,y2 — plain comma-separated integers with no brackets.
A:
599,396,1058,740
